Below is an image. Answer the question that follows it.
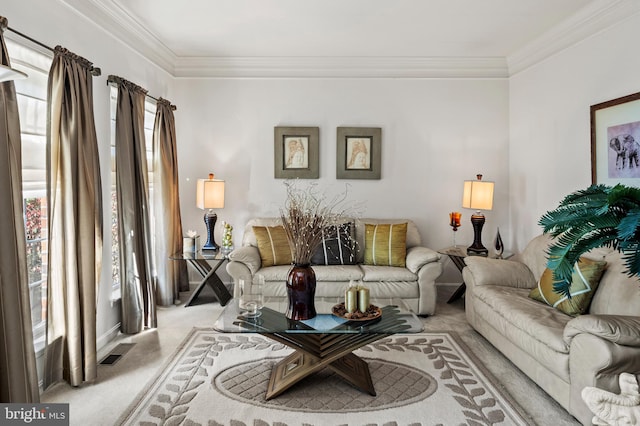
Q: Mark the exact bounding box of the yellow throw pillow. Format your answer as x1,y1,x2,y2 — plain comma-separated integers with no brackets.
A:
252,225,293,267
529,257,607,316
364,223,407,267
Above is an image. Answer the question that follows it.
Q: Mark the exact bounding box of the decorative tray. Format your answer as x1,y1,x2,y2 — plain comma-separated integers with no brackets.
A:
331,303,382,322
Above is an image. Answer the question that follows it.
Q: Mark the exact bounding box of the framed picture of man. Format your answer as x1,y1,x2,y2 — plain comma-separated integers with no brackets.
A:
274,126,319,179
337,127,381,179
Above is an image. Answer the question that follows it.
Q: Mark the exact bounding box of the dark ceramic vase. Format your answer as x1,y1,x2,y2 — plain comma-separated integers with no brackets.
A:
285,264,317,320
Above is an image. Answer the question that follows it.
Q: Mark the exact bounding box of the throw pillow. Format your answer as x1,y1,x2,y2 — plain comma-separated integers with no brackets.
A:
529,257,608,316
363,223,408,267
311,222,355,265
252,225,293,267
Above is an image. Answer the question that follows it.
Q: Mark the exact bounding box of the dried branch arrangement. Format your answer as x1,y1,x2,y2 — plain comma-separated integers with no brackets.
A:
280,180,354,265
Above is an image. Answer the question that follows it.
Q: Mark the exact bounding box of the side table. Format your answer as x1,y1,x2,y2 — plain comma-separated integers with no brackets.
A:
170,251,232,307
438,246,511,303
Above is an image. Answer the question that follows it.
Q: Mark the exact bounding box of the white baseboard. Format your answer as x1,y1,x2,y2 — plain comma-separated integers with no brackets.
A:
96,323,121,358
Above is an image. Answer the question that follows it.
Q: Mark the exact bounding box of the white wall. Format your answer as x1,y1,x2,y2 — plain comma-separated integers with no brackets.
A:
172,78,510,282
5,1,510,348
509,12,640,252
3,0,174,346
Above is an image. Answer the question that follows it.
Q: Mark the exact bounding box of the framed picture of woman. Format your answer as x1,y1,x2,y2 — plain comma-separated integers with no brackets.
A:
337,127,381,179
274,126,319,179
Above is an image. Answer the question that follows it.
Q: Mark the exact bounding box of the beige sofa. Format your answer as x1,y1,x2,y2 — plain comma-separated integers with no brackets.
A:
226,218,443,315
462,234,640,425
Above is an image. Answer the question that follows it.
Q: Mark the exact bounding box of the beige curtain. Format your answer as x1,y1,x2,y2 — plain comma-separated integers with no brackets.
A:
0,16,40,403
45,46,103,387
110,75,156,333
153,98,188,305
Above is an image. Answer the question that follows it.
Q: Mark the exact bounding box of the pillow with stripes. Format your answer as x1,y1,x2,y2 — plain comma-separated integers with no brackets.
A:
363,223,408,267
253,225,293,267
311,222,355,265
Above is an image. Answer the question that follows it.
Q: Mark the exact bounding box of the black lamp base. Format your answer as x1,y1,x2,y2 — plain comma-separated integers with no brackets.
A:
203,210,219,251
467,213,488,257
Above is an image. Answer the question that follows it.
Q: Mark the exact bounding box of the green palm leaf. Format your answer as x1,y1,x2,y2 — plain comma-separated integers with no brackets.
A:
539,184,640,297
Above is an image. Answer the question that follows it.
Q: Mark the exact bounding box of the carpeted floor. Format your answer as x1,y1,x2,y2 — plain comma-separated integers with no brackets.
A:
42,284,581,425
118,329,533,425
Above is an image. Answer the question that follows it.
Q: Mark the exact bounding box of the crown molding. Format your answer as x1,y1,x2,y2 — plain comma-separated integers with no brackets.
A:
61,0,636,79
58,0,507,78
173,56,508,79
507,0,640,75
60,0,177,74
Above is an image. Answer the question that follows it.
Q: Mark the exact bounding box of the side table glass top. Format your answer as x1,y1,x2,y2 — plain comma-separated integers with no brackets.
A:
169,250,228,261
214,297,424,334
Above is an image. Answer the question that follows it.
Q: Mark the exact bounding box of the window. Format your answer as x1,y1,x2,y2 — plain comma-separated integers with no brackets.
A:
7,38,53,353
109,85,157,300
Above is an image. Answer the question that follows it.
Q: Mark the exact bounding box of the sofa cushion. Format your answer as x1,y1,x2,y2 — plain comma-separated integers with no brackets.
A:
529,257,607,316
589,249,640,316
258,265,364,282
311,222,356,266
359,265,417,282
253,225,293,267
363,223,407,267
471,285,571,380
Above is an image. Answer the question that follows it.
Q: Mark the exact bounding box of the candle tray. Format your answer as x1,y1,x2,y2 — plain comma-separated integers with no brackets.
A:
331,302,382,322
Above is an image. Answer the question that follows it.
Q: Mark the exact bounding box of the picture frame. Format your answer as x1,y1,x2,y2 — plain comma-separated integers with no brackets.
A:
336,127,381,179
591,91,640,184
274,126,319,179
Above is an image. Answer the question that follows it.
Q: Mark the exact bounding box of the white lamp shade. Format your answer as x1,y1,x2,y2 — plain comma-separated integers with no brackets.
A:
462,180,494,211
196,179,225,209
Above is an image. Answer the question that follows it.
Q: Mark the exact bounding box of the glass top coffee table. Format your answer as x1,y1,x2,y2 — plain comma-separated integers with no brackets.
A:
214,297,423,400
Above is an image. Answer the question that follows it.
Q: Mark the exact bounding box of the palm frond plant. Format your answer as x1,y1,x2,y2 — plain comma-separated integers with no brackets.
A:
538,184,640,296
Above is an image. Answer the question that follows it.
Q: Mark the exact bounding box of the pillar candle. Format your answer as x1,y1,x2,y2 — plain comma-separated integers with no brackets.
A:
357,286,370,312
345,287,358,313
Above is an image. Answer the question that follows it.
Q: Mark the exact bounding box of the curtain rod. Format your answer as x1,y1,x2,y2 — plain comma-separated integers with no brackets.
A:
7,26,101,76
107,75,177,111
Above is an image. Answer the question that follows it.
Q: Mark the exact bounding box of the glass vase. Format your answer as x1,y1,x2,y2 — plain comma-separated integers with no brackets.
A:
285,264,317,320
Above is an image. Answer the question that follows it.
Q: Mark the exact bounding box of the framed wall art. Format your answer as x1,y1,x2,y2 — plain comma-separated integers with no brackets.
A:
591,91,640,184
274,126,319,179
336,127,381,179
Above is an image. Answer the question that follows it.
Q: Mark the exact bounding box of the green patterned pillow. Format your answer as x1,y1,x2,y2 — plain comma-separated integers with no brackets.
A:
363,223,407,267
529,257,607,316
253,225,293,267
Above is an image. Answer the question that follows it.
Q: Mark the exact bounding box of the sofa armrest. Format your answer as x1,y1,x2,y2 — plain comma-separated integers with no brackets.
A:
568,332,640,424
405,246,440,273
462,257,536,288
564,315,640,347
228,246,262,275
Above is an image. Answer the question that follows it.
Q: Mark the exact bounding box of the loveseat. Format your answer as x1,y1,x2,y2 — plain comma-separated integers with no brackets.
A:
462,234,640,425
226,218,443,315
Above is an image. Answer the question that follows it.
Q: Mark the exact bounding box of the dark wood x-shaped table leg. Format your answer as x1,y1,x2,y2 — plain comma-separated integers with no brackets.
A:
183,258,232,307
235,306,410,400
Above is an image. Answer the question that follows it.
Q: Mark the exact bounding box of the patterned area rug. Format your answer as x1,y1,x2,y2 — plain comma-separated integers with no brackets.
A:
119,329,533,425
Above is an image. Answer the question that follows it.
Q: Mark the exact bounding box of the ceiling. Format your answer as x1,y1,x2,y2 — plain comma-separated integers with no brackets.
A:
62,0,635,77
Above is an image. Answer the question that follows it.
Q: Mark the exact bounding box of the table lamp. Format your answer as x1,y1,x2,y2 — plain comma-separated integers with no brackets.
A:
196,173,225,251
462,174,494,256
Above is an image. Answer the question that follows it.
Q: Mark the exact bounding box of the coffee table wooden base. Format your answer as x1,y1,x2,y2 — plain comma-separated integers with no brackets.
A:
262,331,390,400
